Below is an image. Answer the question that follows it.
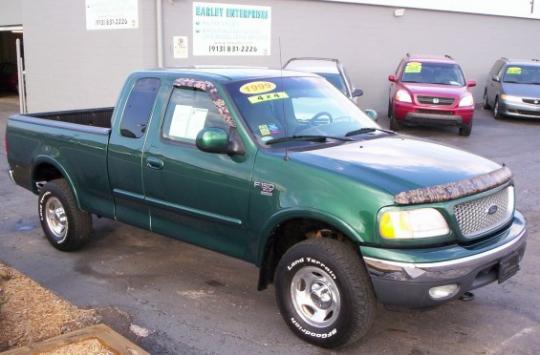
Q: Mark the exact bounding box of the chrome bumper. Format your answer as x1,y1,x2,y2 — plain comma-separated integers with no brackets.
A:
363,224,527,282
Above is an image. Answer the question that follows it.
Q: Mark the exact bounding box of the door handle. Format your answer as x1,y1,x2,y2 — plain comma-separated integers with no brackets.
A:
146,156,164,170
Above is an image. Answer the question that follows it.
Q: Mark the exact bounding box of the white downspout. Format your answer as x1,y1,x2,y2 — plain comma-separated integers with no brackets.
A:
156,0,164,68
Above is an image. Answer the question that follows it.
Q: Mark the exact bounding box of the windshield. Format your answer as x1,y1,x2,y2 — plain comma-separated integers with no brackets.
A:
401,61,465,86
502,65,540,84
316,72,348,95
226,76,377,147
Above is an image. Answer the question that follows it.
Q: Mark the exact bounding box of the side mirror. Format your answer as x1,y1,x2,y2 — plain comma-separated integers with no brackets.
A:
467,80,477,88
492,75,500,82
196,128,244,155
352,88,364,97
364,109,378,121
388,74,397,83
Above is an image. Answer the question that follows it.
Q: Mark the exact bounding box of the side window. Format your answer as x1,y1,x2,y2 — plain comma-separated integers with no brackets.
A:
120,77,161,138
162,87,229,143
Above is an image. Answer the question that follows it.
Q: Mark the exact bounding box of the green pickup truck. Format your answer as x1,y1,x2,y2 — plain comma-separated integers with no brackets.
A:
6,68,527,348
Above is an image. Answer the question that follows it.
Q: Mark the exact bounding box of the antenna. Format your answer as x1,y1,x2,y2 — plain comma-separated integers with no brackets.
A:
278,36,289,161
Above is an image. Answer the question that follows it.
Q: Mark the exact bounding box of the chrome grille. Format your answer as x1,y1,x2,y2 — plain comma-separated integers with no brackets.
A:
454,187,514,238
417,96,455,106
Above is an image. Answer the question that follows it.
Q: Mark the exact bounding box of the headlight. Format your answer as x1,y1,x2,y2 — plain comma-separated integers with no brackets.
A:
379,208,450,239
395,89,412,103
500,94,522,103
458,94,474,107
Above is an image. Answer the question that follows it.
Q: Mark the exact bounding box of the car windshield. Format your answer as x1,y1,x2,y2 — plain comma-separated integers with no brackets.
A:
225,76,377,147
401,61,465,86
316,72,348,95
502,65,540,84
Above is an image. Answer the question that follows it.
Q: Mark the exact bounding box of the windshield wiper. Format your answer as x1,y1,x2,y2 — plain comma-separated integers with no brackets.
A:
345,127,396,137
266,135,353,145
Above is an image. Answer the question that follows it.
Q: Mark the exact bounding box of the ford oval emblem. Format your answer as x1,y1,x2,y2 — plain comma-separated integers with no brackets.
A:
487,205,498,215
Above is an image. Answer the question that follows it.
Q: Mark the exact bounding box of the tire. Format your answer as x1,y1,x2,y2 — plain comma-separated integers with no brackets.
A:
483,90,490,110
275,238,376,349
493,97,503,120
389,117,401,131
459,124,472,136
38,179,92,251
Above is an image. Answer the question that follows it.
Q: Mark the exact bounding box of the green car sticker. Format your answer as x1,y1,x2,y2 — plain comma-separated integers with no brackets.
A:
404,62,422,74
248,92,289,104
258,124,271,136
506,67,522,75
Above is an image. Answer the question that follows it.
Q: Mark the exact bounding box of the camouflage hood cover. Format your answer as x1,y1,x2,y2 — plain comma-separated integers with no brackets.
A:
394,166,512,205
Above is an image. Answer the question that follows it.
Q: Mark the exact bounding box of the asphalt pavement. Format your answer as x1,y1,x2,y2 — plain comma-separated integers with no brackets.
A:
1,94,539,354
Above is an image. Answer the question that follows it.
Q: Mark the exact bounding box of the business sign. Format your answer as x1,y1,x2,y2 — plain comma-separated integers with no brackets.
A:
86,0,139,30
193,2,272,56
319,0,540,19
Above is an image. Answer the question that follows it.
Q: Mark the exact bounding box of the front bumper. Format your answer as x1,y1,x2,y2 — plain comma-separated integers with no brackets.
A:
499,100,540,119
393,101,474,126
361,211,527,308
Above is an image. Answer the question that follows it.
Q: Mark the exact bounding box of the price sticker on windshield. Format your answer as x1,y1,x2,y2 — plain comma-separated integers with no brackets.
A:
404,62,422,74
240,81,277,95
506,67,522,75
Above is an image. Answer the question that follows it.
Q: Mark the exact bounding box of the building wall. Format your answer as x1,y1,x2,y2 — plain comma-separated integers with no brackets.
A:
2,0,539,112
0,0,22,26
21,0,156,111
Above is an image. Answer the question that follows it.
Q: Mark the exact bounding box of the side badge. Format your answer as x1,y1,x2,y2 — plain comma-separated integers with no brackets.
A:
254,181,275,196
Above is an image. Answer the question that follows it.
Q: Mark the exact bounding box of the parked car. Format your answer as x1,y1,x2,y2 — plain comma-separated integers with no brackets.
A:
388,54,476,136
0,62,18,92
484,58,540,119
283,57,364,100
6,68,526,348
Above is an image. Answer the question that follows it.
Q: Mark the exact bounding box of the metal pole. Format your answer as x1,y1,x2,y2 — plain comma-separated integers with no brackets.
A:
156,0,164,68
15,38,26,114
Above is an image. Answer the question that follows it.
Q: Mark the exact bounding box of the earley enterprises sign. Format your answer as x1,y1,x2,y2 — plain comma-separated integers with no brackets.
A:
85,0,139,30
193,2,272,56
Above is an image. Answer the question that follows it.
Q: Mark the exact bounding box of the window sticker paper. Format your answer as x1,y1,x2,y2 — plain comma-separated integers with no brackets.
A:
169,105,208,140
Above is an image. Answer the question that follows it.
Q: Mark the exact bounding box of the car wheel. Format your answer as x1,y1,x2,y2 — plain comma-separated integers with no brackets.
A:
493,98,503,119
275,238,376,349
483,91,490,109
38,179,92,251
459,123,472,136
390,117,402,131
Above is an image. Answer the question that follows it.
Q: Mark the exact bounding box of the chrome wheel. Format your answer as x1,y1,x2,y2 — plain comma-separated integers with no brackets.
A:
290,266,341,328
494,99,499,117
45,197,68,242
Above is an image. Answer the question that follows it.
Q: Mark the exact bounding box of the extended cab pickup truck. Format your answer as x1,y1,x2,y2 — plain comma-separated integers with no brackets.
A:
6,68,527,348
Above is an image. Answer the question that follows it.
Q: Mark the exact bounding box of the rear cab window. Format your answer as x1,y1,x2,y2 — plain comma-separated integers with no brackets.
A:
120,77,161,138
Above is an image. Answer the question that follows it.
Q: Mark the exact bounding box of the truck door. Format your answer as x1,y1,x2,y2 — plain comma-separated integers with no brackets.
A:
108,76,161,229
142,82,253,259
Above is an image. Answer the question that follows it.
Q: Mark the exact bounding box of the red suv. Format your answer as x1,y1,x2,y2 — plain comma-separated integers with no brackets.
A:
388,54,476,136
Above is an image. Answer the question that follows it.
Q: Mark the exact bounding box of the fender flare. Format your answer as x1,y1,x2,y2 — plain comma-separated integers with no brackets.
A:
31,155,82,209
255,208,365,290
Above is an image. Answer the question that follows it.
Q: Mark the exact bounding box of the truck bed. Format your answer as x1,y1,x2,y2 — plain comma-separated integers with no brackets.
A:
7,107,115,218
29,107,114,128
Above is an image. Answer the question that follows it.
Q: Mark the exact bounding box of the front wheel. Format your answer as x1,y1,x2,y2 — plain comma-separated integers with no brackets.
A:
275,239,376,348
493,98,503,119
38,179,92,251
459,123,472,136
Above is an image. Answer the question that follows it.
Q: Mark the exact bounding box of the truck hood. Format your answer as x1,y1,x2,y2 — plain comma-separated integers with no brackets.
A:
502,83,540,98
291,135,502,195
402,82,467,97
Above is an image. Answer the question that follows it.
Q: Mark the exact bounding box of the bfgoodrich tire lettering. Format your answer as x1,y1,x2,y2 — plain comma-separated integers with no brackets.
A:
38,179,92,251
275,238,376,348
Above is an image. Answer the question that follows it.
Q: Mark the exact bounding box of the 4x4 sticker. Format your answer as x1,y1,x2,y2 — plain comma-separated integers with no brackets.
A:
254,181,275,196
248,92,289,104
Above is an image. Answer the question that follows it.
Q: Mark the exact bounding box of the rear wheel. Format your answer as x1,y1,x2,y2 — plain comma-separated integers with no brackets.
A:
275,238,376,348
38,179,92,251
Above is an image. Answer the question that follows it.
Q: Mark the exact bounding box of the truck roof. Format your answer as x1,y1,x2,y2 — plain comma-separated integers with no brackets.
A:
138,67,318,83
